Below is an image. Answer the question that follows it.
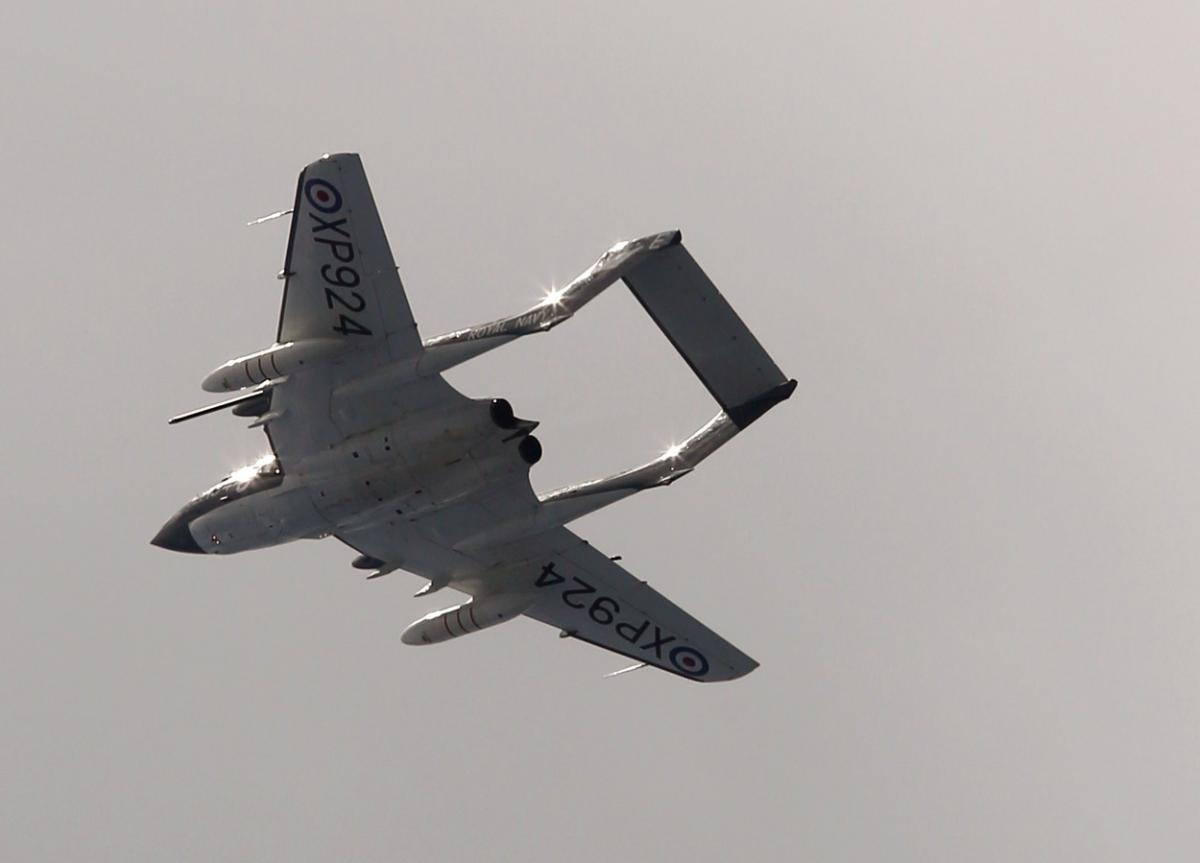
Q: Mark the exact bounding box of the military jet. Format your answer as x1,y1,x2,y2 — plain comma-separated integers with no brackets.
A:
153,153,794,682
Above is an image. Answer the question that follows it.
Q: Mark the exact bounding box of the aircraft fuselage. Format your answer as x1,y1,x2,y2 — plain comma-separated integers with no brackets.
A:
153,394,543,562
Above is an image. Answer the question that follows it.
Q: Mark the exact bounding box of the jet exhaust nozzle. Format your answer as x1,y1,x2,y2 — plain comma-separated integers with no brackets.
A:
490,398,516,429
518,435,542,465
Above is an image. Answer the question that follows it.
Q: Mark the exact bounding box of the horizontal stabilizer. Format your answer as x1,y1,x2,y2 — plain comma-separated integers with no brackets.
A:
623,244,793,428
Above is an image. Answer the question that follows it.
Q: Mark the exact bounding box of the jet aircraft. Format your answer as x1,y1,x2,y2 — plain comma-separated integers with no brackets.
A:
153,153,794,682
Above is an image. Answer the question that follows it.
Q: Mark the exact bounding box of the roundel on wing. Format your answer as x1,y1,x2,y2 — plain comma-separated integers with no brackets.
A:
669,645,710,677
304,178,342,213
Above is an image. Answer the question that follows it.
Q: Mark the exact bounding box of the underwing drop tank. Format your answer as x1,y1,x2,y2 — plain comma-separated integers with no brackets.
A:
401,592,534,645
201,339,344,392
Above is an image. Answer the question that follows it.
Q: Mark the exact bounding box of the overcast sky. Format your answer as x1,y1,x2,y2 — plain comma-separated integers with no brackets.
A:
3,3,1198,860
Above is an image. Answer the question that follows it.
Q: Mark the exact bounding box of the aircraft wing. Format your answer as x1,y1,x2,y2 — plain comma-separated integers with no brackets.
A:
257,154,439,462
276,153,422,359
482,527,758,682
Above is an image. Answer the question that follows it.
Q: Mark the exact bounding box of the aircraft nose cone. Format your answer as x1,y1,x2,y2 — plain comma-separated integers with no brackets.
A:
151,515,203,554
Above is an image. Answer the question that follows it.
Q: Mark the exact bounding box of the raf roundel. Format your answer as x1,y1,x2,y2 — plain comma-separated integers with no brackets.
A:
669,645,710,677
304,178,342,214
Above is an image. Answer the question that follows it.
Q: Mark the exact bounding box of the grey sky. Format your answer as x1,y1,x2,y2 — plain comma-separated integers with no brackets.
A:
3,2,1198,860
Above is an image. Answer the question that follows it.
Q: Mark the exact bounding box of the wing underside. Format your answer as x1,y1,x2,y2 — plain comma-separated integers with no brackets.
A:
478,528,758,682
277,153,421,359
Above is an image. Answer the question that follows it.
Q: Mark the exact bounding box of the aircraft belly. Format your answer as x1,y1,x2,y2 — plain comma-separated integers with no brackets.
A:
334,471,542,586
301,400,532,524
302,440,488,523
337,518,480,582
